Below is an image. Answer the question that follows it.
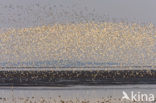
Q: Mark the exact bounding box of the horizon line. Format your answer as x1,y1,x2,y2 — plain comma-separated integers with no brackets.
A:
0,65,155,68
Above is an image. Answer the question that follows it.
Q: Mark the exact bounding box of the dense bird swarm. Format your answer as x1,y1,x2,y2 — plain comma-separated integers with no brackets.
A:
0,22,155,67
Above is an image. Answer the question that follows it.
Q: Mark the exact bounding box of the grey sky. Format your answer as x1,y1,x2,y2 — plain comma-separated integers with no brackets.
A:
0,0,156,28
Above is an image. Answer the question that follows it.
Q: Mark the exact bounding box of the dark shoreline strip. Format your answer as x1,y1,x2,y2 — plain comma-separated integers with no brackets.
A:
0,70,156,86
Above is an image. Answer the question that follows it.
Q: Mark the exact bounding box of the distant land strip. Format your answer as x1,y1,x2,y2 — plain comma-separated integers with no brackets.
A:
1,65,156,69
0,69,156,86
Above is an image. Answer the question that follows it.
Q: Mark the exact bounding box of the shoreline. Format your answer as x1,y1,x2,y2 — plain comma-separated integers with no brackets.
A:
0,69,156,86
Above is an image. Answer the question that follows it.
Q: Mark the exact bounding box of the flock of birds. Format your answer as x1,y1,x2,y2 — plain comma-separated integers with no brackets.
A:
0,21,155,67
0,2,155,103
0,2,155,67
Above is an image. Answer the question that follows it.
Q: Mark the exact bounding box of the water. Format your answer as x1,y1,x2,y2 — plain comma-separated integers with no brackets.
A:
0,66,156,71
0,85,156,103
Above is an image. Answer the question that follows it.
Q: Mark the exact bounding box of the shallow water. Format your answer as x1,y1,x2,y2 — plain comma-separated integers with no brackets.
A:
0,66,155,71
0,85,156,103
